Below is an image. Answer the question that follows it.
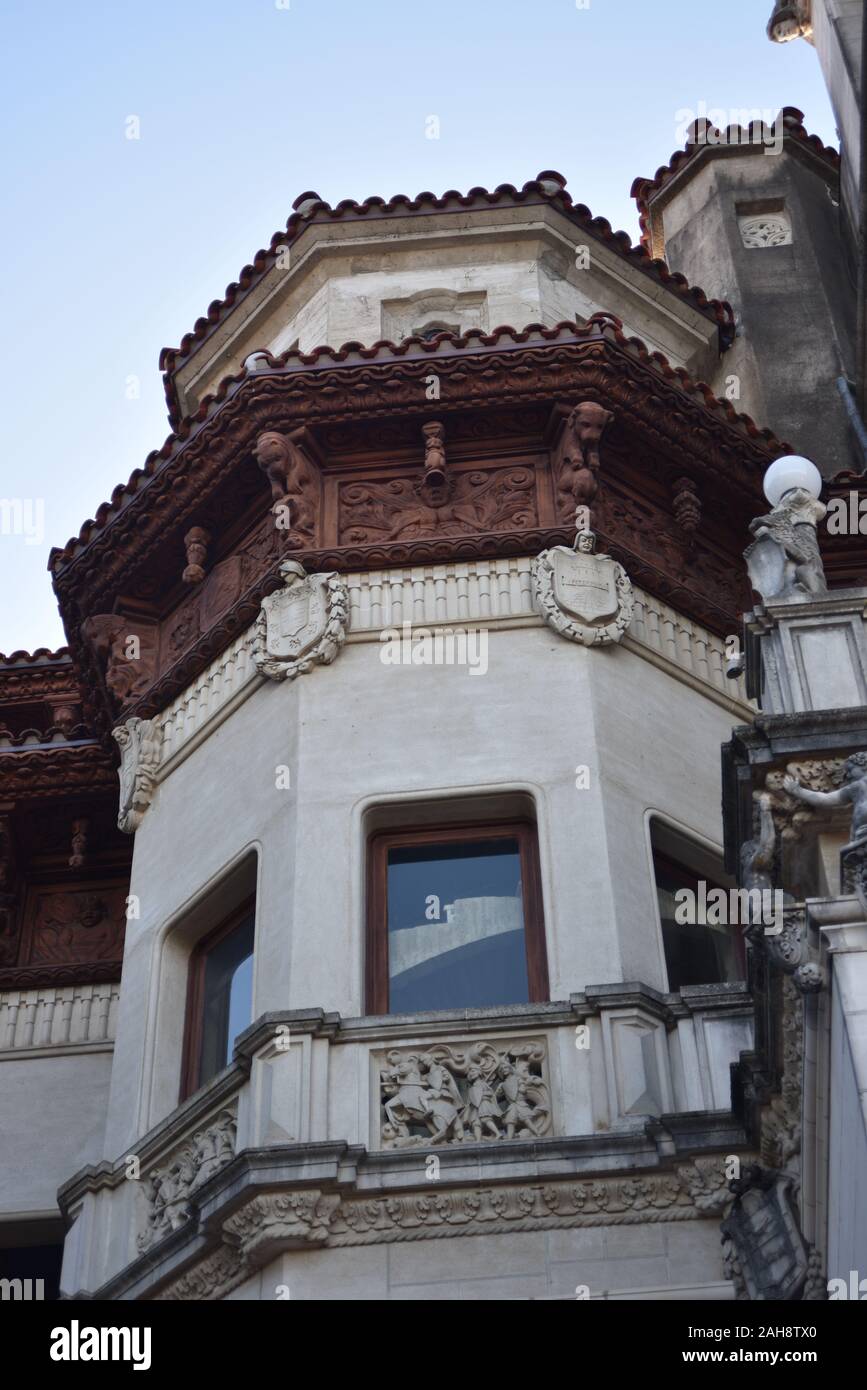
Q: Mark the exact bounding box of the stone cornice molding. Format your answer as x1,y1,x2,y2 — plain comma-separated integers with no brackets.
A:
65,1133,751,1302
149,563,751,792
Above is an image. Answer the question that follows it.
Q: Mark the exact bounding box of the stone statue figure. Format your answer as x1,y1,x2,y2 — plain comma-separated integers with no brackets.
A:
782,754,867,846
784,753,867,908
420,1054,465,1144
746,487,827,600
462,1065,502,1140
496,1059,550,1139
740,791,777,935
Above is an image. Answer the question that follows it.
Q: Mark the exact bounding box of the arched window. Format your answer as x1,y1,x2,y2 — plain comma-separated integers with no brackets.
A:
182,902,255,1096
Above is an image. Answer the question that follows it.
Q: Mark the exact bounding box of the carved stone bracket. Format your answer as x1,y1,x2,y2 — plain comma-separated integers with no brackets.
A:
748,904,826,994
253,562,348,681
138,1108,237,1253
112,717,163,834
533,533,633,647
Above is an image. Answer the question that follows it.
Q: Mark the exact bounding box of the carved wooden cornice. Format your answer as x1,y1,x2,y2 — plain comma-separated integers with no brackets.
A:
45,323,796,737
0,743,117,800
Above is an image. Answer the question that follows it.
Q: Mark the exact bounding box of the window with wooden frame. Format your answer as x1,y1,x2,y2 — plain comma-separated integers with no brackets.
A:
366,821,548,1015
181,899,255,1099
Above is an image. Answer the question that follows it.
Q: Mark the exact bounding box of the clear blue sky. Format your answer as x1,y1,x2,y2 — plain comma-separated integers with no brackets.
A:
0,0,837,653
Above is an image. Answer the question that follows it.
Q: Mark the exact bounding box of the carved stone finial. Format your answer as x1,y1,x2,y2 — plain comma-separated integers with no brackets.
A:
112,717,162,834
253,565,348,681
69,818,89,869
182,526,210,585
672,476,701,534
745,488,827,602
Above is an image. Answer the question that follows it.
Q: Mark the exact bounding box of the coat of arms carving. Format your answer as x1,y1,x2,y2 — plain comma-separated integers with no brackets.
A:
254,561,349,681
533,531,633,646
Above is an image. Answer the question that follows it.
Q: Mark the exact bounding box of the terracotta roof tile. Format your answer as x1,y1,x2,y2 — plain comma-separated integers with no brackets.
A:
158,170,735,426
49,315,785,574
631,107,839,248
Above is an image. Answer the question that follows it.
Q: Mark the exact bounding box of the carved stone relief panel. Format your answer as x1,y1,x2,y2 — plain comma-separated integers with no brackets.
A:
22,883,128,967
338,466,538,545
377,1039,552,1148
138,1107,238,1252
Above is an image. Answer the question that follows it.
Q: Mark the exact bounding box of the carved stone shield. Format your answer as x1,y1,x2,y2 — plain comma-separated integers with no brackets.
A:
254,563,349,680
552,548,620,624
533,543,633,647
721,1171,812,1301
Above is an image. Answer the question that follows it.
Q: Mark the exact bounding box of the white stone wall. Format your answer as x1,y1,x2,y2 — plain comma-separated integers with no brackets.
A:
0,1051,113,1213
226,1220,730,1301
178,209,719,413
826,955,867,1282
102,575,749,1159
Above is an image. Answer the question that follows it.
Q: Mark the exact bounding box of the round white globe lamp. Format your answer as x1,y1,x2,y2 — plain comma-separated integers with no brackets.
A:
763,454,822,507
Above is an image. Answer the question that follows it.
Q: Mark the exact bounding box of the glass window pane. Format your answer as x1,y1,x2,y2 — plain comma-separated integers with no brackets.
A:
387,837,529,1011
653,854,744,990
199,914,255,1086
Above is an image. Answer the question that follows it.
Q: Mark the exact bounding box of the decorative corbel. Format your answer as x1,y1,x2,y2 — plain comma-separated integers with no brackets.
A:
112,717,162,834
68,818,89,869
671,476,701,537
420,420,447,490
182,526,211,585
81,614,158,707
547,400,614,530
253,428,320,548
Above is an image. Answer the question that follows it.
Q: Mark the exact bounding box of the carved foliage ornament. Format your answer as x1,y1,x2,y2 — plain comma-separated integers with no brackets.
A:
253,561,348,681
113,716,162,834
533,531,633,647
154,1156,734,1298
379,1040,551,1148
339,467,537,545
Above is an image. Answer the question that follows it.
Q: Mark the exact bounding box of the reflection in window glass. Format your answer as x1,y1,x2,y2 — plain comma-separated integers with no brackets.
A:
198,915,255,1087
654,853,745,990
387,837,529,1011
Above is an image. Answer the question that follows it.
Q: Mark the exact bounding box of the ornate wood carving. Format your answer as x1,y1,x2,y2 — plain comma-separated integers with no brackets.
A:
550,400,614,527
49,326,799,730
339,465,538,544
25,885,127,965
81,614,158,706
253,427,319,546
182,527,210,585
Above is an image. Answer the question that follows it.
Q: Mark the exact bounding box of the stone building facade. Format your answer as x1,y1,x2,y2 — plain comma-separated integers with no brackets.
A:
1,15,864,1302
